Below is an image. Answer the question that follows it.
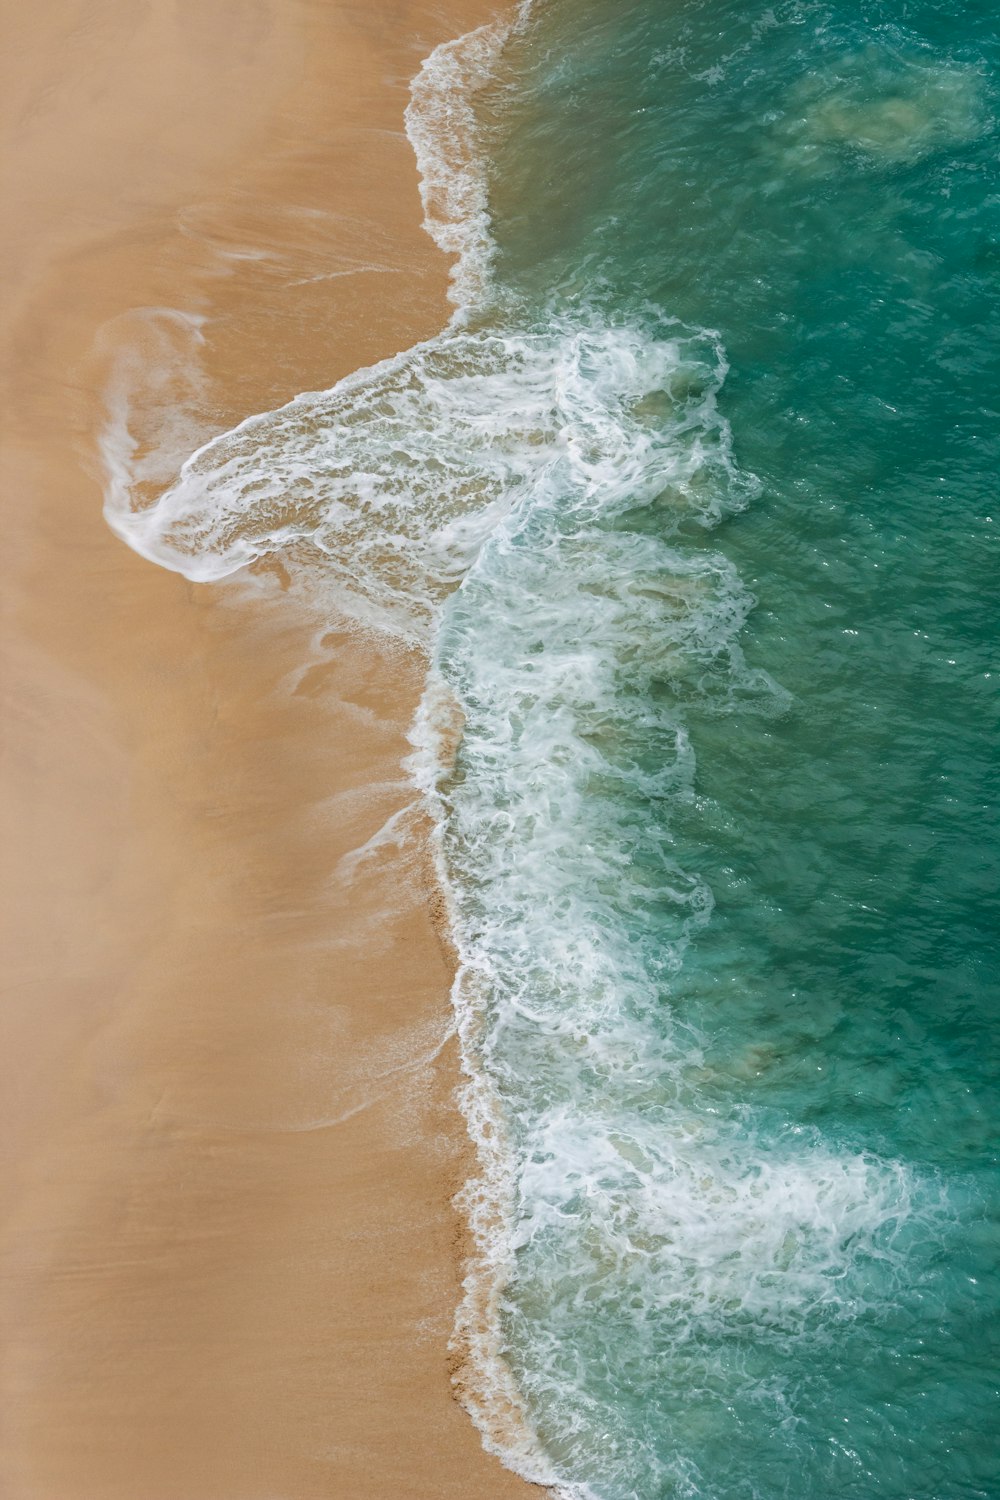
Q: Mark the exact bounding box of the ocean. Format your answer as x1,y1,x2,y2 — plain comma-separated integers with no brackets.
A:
104,1,1000,1496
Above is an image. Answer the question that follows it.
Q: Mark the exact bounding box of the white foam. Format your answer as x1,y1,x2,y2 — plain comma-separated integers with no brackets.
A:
99,313,749,650
405,3,535,320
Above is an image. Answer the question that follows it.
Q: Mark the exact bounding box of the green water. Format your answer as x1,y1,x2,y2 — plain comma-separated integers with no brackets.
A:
446,1,1000,1494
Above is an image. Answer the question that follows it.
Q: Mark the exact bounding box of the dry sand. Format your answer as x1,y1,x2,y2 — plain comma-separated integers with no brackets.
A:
0,2,537,1496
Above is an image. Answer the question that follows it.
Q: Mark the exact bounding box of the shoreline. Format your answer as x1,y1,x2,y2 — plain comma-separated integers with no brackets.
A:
0,2,538,1496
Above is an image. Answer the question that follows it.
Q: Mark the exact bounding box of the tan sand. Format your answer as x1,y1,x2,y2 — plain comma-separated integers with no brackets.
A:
0,2,539,1496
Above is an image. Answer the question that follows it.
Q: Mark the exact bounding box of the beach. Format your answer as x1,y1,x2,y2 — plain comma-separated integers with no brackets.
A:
0,2,537,1496
6,0,998,1494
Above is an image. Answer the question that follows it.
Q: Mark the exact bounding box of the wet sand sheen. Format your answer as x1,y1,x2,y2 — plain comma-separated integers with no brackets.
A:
0,2,536,1496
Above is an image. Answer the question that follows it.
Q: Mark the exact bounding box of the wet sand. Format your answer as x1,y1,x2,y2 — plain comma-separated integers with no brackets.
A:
0,2,536,1496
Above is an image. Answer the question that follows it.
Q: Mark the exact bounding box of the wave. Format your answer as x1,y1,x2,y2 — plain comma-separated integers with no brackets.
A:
404,311,942,1496
98,8,950,1497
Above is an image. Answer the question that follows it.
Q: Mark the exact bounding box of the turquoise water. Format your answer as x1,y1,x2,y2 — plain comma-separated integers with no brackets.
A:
103,2,999,1496
441,1,999,1494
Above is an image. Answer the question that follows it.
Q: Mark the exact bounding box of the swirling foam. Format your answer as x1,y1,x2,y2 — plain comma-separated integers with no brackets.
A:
103,315,747,648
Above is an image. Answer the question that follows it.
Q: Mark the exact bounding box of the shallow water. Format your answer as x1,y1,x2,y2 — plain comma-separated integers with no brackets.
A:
104,2,1000,1496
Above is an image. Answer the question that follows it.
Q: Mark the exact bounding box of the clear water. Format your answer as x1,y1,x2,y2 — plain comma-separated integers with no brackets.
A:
102,2,1000,1497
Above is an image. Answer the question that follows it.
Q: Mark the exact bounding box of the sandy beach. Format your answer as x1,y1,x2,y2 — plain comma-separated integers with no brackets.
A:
0,2,536,1496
